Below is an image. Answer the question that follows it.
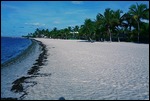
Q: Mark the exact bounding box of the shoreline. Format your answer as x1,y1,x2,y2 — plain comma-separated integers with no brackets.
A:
1,39,35,68
1,38,48,100
23,39,149,100
1,39,149,100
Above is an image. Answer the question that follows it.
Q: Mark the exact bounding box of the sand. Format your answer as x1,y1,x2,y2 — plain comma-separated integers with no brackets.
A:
1,39,41,99
1,38,149,100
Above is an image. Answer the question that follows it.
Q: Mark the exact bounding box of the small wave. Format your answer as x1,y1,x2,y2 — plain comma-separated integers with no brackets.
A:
1,38,35,67
1,37,32,66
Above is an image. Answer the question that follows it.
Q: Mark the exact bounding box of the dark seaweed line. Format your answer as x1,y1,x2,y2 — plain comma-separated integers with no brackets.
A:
1,39,50,100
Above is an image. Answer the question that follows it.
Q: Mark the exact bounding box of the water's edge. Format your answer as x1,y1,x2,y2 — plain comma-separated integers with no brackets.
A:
1,38,48,100
1,38,35,68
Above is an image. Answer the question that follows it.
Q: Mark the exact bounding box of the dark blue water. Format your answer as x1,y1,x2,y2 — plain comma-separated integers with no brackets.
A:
1,37,32,64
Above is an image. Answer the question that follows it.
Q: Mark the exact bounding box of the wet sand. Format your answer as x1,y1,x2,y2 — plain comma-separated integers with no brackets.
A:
1,39,48,100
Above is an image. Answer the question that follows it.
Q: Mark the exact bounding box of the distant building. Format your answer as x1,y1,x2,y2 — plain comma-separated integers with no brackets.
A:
70,31,79,34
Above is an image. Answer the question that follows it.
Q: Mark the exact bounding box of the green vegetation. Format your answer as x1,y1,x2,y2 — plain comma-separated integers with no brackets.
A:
24,3,149,43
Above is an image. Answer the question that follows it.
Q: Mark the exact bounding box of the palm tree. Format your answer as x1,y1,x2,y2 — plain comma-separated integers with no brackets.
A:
97,8,115,42
140,22,149,43
74,25,79,32
64,28,69,39
120,13,137,42
51,27,58,38
59,29,65,39
68,26,72,32
45,29,49,37
95,13,105,41
83,18,96,42
121,13,134,31
73,25,79,39
112,9,124,42
67,26,72,39
35,28,41,38
79,25,86,40
128,3,149,43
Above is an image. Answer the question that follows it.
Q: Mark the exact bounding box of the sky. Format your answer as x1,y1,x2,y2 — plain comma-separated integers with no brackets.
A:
1,1,149,37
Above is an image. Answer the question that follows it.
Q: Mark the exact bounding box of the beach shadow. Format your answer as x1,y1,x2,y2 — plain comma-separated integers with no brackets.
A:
77,40,95,43
59,97,65,100
1,97,18,100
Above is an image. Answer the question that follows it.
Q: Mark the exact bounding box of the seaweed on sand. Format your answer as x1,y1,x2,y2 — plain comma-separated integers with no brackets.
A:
10,40,49,100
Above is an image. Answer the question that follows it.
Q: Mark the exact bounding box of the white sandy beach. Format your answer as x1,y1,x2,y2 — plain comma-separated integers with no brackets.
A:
1,38,149,100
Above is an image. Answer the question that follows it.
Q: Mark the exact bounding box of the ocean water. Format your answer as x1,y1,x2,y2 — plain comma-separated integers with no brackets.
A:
1,37,32,64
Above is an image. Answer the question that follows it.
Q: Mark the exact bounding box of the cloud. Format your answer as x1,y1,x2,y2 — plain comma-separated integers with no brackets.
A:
71,1,83,4
25,22,45,26
53,21,61,24
2,4,18,10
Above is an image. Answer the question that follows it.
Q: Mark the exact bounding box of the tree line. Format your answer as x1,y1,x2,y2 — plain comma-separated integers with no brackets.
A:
24,3,149,43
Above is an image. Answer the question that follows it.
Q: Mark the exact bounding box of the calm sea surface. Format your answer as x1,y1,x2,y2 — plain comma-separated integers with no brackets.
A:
1,37,32,64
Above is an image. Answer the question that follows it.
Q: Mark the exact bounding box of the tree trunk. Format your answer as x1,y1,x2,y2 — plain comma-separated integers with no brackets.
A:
129,25,131,31
89,37,94,43
99,32,102,41
108,28,112,42
118,37,120,42
137,21,140,43
65,33,67,39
